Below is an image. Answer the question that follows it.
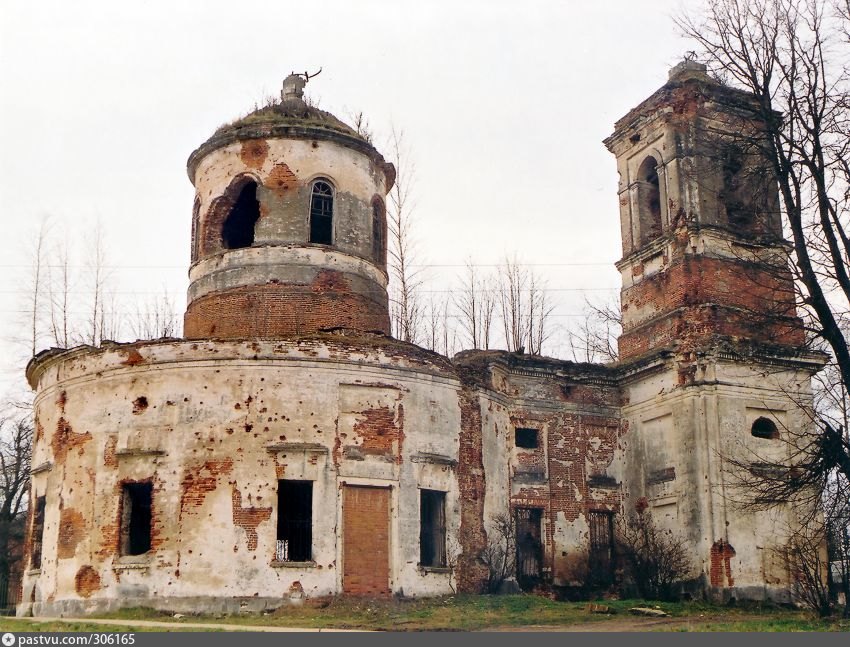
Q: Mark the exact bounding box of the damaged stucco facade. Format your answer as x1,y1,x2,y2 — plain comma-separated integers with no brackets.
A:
19,63,825,615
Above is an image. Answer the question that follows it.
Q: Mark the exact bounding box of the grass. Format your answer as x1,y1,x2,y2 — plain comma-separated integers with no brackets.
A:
2,596,844,632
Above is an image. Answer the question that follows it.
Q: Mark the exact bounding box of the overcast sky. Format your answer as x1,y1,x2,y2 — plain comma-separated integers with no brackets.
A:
0,0,693,398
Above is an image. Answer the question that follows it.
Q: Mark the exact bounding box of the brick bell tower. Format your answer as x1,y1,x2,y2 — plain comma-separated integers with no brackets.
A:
605,59,804,362
183,73,395,339
605,60,824,601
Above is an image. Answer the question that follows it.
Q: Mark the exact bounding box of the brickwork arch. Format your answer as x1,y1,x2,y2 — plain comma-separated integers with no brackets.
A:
200,173,262,258
636,155,663,247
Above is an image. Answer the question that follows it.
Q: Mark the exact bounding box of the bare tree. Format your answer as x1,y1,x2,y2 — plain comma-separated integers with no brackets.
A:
0,411,32,604
455,259,496,350
46,233,73,348
679,0,850,486
386,127,424,344
346,109,373,144
568,296,622,364
679,0,850,614
479,513,517,593
496,255,554,355
79,221,114,346
24,219,50,358
130,288,181,340
616,504,693,601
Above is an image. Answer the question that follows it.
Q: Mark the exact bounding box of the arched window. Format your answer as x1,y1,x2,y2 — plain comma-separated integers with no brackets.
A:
310,180,334,245
372,197,386,265
637,156,662,246
191,196,201,263
721,145,760,232
221,180,260,249
751,417,779,440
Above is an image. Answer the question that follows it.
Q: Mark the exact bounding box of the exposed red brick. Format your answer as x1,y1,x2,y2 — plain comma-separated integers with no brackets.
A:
620,253,803,360
184,276,390,339
179,459,234,520
120,349,145,366
710,539,736,587
240,139,269,169
57,506,85,559
455,384,488,593
266,162,298,197
231,487,272,551
352,404,404,462
103,435,118,468
74,565,101,598
51,418,91,464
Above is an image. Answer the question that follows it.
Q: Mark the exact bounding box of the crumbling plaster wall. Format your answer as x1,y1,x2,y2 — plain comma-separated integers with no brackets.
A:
22,337,462,615
620,352,819,600
466,356,624,588
192,138,388,263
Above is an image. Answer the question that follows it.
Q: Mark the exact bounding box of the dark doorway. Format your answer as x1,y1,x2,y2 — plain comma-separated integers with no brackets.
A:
588,510,615,587
515,507,543,590
121,482,153,556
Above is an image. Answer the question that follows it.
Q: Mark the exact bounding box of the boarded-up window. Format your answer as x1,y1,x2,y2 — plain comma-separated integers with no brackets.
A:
419,489,446,567
120,482,152,556
30,496,46,570
277,480,312,562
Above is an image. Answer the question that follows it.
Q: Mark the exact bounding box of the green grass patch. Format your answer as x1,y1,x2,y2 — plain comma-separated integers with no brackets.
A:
84,595,848,632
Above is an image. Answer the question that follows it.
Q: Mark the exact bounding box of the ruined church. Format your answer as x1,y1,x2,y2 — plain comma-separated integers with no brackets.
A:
19,60,824,616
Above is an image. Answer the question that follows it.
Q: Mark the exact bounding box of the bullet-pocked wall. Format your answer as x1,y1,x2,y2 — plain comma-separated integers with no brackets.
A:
19,65,826,615
23,338,463,615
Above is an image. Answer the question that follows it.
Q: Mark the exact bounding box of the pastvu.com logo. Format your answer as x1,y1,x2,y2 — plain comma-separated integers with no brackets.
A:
2,632,15,646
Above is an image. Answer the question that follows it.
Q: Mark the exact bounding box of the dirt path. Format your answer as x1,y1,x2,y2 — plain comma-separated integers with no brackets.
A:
485,613,764,632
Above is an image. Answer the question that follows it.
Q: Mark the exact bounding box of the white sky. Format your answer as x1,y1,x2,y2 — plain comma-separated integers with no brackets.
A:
0,0,693,398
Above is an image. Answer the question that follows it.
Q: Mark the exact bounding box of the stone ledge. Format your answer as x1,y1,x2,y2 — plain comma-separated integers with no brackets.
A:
270,560,317,569
265,443,328,454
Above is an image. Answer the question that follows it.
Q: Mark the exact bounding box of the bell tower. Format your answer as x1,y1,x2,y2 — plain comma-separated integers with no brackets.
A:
183,73,395,339
606,60,824,601
604,59,803,362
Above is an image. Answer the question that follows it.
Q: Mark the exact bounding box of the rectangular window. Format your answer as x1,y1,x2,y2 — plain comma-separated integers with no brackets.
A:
419,489,447,567
515,428,539,449
30,496,46,570
277,480,312,562
120,482,153,556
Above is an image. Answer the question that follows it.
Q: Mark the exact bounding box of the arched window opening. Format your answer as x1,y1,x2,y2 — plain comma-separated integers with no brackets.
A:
751,417,779,440
637,156,662,245
721,145,759,232
372,197,386,265
191,196,201,263
221,180,260,249
310,180,334,245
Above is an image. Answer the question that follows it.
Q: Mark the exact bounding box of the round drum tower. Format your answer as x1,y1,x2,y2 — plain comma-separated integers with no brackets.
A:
183,74,395,339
